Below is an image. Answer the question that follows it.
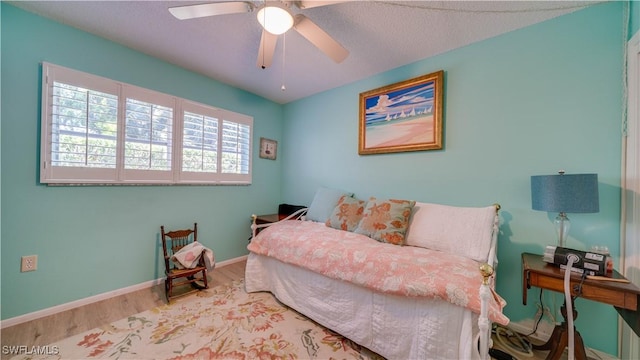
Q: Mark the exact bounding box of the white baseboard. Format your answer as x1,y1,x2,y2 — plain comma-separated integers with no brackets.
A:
505,320,618,360
507,319,553,343
0,255,248,329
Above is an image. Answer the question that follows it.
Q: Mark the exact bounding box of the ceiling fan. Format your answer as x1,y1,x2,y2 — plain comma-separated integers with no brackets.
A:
169,1,349,69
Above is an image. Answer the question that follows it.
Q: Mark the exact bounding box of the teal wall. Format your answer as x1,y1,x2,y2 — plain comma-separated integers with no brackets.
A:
0,1,632,357
1,4,283,319
282,2,624,355
632,0,639,36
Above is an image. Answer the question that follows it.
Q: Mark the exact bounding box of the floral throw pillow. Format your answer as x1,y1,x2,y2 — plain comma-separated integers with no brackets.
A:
354,197,416,245
326,195,366,232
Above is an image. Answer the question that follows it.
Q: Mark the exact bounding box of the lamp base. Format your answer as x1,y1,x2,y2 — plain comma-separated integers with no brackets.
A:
555,212,570,248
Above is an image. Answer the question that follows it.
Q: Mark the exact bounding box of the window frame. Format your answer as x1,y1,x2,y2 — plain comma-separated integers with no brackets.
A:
40,62,253,185
179,100,253,184
121,84,177,183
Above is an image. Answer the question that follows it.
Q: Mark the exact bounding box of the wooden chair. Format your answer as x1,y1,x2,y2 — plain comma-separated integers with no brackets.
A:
161,223,208,302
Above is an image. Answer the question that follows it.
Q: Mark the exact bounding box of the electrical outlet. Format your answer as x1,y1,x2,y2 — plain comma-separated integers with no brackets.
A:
21,255,38,272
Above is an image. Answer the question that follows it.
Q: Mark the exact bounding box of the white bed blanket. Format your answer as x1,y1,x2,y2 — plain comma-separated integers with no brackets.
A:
247,220,508,325
246,253,479,360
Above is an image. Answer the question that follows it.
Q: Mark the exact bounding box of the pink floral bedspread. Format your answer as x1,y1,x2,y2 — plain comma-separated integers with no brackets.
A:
247,220,509,325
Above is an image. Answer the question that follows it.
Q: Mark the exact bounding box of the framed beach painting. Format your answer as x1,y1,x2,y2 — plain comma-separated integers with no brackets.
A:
358,70,443,155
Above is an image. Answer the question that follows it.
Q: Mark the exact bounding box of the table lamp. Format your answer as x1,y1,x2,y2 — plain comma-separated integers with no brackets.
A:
531,171,599,247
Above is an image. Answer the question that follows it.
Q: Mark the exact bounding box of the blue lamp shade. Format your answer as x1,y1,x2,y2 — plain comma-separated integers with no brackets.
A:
531,173,599,213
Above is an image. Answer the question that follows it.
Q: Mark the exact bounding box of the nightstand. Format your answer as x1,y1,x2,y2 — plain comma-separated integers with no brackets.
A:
248,214,280,241
254,213,281,226
522,252,640,360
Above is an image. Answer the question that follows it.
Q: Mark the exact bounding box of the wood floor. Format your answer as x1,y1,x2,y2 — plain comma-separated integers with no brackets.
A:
0,259,246,360
0,258,610,360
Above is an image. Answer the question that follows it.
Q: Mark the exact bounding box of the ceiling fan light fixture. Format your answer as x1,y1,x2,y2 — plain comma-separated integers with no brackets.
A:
257,5,294,35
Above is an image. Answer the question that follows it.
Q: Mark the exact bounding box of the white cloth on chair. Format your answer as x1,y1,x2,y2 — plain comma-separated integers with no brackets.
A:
170,242,215,271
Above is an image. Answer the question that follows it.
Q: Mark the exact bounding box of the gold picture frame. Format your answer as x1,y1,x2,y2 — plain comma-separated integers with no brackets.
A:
259,137,277,160
359,70,444,155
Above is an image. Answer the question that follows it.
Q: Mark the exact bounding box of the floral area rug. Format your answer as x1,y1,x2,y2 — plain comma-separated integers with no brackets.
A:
12,280,384,359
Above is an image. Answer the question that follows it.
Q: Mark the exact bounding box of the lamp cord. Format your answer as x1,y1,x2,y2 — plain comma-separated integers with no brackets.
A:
525,289,545,336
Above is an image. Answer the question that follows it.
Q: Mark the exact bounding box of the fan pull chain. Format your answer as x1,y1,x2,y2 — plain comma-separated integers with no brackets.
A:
261,3,267,69
260,34,264,69
281,32,286,91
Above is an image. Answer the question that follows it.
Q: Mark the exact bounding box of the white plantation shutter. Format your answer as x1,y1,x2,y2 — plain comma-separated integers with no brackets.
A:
51,82,118,168
221,120,251,174
182,111,218,173
124,99,173,171
41,64,121,183
179,102,252,184
40,63,253,185
121,86,176,183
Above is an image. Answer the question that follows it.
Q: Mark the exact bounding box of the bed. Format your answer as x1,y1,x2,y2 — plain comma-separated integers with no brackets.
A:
245,191,509,360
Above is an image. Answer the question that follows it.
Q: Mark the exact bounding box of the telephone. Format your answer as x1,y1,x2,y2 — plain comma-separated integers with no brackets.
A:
543,246,612,276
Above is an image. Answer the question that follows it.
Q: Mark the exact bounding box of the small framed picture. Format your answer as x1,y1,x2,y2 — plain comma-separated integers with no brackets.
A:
259,137,277,160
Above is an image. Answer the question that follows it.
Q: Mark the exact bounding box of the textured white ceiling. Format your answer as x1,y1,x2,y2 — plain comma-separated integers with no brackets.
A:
8,1,599,104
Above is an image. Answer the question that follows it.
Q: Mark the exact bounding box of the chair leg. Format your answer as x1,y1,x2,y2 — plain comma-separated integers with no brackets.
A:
165,278,171,302
188,274,208,290
202,270,208,289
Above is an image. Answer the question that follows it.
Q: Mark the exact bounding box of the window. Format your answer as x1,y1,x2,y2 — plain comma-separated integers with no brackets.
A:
182,110,217,173
124,98,173,171
50,82,118,169
40,63,253,185
178,101,252,183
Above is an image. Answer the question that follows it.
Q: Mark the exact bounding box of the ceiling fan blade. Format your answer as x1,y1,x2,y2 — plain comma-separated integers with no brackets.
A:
293,14,348,63
169,2,253,20
295,1,349,9
257,29,278,69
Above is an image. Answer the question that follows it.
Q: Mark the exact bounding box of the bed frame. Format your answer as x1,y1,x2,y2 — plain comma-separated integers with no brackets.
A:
248,206,499,360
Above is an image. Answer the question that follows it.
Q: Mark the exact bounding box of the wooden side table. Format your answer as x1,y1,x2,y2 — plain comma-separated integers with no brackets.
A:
247,214,279,241
250,211,307,241
522,252,640,360
254,213,280,226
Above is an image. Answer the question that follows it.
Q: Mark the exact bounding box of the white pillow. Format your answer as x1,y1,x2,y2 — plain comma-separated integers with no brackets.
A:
405,202,497,262
305,187,353,223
